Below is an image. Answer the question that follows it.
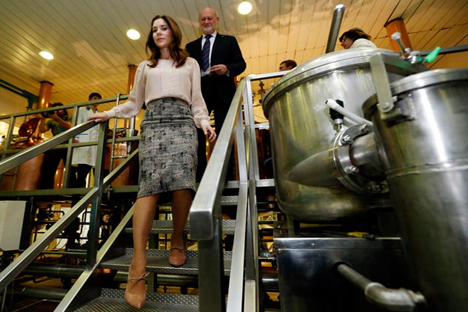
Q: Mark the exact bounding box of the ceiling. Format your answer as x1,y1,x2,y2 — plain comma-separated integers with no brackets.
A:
1,0,467,126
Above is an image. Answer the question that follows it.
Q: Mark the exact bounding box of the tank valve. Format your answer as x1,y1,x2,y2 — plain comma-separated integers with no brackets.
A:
329,99,345,130
391,32,441,65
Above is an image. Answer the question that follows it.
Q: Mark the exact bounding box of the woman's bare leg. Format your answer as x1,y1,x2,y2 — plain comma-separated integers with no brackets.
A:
170,189,192,263
126,194,159,307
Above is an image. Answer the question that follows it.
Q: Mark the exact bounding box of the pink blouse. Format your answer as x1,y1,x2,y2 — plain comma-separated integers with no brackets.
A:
104,57,210,128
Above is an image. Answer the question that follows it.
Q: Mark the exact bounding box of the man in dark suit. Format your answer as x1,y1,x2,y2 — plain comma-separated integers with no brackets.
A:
186,6,246,181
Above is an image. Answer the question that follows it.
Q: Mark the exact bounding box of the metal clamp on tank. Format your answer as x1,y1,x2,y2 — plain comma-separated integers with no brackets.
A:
369,53,416,125
332,124,387,194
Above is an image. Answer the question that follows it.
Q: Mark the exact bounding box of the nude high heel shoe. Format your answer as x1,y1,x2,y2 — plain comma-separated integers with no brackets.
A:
125,268,150,309
169,246,186,267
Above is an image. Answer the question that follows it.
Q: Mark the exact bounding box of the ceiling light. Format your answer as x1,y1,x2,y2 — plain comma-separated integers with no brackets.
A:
238,1,253,15
127,29,141,40
39,51,54,60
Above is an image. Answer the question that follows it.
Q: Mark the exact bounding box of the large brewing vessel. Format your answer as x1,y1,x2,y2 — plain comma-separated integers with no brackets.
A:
263,49,426,222
363,69,468,312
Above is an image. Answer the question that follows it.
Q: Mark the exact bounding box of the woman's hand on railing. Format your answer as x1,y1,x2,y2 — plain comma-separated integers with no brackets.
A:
88,112,110,123
202,125,217,143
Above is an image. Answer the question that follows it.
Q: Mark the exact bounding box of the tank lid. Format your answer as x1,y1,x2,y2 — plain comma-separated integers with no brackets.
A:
363,69,468,120
262,49,421,118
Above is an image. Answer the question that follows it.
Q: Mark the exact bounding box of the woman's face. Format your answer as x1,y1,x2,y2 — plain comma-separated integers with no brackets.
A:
152,18,173,50
341,36,354,49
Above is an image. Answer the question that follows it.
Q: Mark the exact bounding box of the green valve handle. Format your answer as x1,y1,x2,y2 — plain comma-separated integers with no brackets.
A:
424,46,441,63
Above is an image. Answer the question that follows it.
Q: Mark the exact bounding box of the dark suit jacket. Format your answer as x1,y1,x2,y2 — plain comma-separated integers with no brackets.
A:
185,33,246,111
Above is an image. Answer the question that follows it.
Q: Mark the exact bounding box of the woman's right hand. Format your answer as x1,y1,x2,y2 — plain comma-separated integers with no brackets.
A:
88,112,110,123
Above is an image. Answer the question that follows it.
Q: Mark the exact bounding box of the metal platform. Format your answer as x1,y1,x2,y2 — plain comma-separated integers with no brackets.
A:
100,248,232,276
125,220,236,235
73,288,198,312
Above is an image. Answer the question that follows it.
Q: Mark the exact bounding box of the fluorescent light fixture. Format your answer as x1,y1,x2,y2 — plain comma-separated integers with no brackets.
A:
39,51,54,60
127,29,141,40
238,1,253,15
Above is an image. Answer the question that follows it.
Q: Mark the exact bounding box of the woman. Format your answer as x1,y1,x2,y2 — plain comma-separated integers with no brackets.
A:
339,28,377,49
88,15,216,309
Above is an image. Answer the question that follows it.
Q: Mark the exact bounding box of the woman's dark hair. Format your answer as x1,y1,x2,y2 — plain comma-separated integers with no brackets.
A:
280,60,297,69
146,15,188,68
339,28,371,42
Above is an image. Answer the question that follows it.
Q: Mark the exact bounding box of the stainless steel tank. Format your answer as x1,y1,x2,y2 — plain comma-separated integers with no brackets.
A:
262,49,426,222
363,69,468,312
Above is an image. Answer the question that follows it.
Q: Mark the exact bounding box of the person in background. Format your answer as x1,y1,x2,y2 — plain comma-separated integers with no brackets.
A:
339,28,377,49
70,92,101,188
38,103,72,189
279,59,297,71
65,92,101,249
185,6,246,181
88,14,216,309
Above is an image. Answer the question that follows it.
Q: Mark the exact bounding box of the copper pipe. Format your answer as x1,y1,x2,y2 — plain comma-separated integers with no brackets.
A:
385,18,413,52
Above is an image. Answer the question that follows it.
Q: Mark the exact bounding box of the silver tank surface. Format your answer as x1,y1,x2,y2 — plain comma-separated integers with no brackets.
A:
363,69,468,312
262,49,426,222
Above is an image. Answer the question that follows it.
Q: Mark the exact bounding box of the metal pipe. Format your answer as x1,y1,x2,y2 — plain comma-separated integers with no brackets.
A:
325,4,346,53
24,264,85,279
9,286,67,301
349,133,385,181
416,44,468,56
336,263,425,312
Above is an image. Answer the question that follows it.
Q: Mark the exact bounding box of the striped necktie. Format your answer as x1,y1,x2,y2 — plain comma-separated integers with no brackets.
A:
201,34,212,71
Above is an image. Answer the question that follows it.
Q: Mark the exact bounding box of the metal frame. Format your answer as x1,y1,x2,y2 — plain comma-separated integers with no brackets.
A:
191,72,286,312
190,79,245,312
0,121,108,291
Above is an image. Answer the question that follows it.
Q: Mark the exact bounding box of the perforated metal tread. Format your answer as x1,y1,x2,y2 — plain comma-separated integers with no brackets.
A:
100,248,232,276
125,219,236,235
73,288,198,312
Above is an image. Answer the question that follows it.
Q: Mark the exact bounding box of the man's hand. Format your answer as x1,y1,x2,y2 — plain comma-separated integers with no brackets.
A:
210,64,228,75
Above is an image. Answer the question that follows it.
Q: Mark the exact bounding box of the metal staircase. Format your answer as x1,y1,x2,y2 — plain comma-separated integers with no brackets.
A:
0,73,273,312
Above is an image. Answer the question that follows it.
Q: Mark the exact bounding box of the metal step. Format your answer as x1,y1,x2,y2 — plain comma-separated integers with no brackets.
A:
73,288,198,311
125,219,236,235
100,248,232,276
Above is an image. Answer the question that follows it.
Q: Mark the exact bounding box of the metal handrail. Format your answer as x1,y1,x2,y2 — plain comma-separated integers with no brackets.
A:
0,121,96,175
227,102,250,312
190,79,245,312
0,121,107,291
0,95,128,120
190,78,245,241
0,125,139,292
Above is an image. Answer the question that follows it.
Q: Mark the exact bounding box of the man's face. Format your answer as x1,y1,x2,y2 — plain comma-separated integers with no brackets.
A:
89,95,101,111
199,8,219,35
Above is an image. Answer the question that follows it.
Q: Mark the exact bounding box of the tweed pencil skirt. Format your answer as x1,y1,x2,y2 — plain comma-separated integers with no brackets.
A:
137,97,198,199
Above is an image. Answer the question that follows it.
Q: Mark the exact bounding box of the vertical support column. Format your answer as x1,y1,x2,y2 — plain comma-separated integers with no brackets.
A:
36,81,54,110
36,81,54,138
385,18,412,52
198,217,225,312
86,121,109,267
123,64,137,129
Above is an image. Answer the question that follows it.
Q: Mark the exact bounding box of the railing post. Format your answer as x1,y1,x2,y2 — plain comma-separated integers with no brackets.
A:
85,121,108,267
63,106,79,188
198,216,225,312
